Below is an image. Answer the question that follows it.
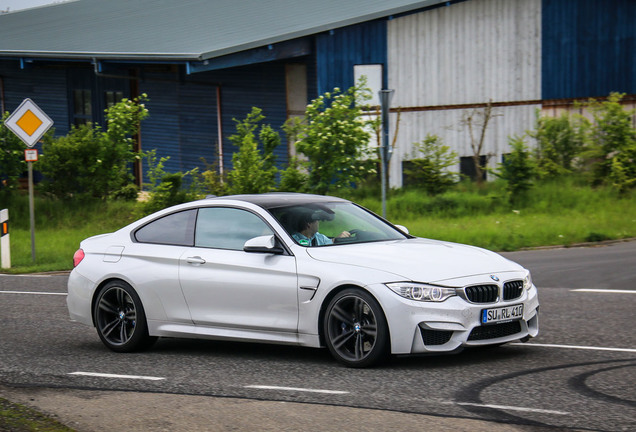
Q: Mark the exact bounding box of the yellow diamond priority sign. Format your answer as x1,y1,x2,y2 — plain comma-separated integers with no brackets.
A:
4,98,54,147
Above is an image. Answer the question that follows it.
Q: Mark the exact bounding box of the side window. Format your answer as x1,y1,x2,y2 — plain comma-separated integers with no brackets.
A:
195,207,273,250
72,89,92,126
134,209,197,246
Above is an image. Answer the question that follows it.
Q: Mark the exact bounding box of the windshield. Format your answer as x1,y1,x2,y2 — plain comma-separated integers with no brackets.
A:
268,202,408,246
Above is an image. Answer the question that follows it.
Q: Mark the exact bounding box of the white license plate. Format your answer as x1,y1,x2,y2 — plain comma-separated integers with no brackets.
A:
481,304,524,325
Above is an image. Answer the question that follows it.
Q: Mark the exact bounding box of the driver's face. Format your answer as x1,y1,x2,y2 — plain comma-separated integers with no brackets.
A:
307,220,319,236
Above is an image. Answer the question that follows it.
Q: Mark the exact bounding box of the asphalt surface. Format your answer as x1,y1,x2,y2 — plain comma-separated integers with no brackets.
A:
1,240,635,431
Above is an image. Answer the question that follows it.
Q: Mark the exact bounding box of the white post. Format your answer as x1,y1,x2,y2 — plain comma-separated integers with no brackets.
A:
1,209,10,269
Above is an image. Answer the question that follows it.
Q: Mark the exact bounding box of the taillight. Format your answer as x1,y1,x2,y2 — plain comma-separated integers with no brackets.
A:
73,249,85,267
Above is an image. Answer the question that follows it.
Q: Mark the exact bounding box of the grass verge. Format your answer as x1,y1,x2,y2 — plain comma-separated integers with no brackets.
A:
0,397,75,432
0,180,635,273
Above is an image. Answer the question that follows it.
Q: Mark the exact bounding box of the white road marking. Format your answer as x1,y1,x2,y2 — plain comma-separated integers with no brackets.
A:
0,291,66,296
452,401,570,415
511,342,636,353
69,372,165,381
571,289,636,294
245,385,349,395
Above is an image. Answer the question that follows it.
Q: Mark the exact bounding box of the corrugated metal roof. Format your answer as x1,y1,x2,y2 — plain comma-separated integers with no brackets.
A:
0,0,445,61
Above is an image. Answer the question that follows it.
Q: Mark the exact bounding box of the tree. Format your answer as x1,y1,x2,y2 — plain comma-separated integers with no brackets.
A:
227,107,278,194
582,93,636,192
0,112,28,193
496,135,536,204
529,110,587,179
461,100,500,185
404,134,457,195
39,94,149,199
295,80,375,195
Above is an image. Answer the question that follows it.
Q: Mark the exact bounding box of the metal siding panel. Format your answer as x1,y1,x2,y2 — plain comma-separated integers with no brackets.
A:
197,62,290,174
316,20,387,96
542,0,636,99
178,81,218,173
388,0,541,107
0,62,69,137
139,69,182,176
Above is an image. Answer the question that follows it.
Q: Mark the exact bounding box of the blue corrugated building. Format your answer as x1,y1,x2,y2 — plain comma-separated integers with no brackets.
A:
0,0,633,187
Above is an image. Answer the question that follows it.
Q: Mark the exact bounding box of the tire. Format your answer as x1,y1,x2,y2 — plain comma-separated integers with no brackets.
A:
93,280,156,352
323,288,389,367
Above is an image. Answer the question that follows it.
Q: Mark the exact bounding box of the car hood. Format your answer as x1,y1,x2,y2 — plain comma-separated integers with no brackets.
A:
305,238,523,283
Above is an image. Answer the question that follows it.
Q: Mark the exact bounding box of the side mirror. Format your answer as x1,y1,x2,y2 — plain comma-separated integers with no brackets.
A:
395,224,410,235
243,235,284,254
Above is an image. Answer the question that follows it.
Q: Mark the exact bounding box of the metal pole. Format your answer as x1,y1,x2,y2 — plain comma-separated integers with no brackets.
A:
379,89,394,219
28,161,35,262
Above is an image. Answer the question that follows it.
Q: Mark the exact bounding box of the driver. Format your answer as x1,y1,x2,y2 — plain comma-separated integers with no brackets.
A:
292,210,350,246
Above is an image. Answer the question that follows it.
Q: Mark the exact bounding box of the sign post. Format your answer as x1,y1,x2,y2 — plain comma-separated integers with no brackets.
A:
4,98,54,263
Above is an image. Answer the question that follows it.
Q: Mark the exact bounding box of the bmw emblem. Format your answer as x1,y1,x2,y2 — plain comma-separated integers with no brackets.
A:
490,275,500,282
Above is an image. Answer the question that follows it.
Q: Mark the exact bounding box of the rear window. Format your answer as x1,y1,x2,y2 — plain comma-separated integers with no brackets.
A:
134,209,197,246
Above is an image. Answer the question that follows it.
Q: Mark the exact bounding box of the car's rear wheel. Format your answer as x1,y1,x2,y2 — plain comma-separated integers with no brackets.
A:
93,280,156,352
324,288,389,367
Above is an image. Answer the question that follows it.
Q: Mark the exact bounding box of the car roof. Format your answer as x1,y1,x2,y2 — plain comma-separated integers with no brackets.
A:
205,193,350,209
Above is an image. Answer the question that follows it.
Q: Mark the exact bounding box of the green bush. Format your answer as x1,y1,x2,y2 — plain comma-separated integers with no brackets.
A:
496,135,536,204
403,134,457,195
39,95,148,199
530,110,586,178
295,79,376,195
582,92,636,192
227,107,278,194
0,112,28,193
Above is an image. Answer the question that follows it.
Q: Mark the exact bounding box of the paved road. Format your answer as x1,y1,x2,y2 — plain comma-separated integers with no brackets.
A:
0,241,635,431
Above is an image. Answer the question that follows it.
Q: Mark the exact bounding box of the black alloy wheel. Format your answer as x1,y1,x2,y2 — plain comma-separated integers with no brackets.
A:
94,280,156,352
324,288,389,367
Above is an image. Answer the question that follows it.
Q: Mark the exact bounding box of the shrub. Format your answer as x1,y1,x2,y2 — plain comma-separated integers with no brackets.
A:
403,134,457,195
529,110,586,178
0,112,27,193
39,95,148,199
295,80,376,195
582,93,636,192
227,107,278,194
278,156,308,193
496,135,536,204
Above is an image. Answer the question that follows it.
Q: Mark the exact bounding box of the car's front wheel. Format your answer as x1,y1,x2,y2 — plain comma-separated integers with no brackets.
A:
93,280,156,352
323,288,389,367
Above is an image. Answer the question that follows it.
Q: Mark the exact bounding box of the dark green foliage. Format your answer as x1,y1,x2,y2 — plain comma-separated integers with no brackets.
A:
403,134,457,195
583,93,636,192
496,135,536,204
0,112,27,192
295,80,376,195
530,110,586,178
38,95,148,200
278,156,309,193
227,107,279,194
141,172,193,215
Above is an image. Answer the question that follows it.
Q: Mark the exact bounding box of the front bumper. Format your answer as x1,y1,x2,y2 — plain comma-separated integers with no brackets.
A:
373,282,540,355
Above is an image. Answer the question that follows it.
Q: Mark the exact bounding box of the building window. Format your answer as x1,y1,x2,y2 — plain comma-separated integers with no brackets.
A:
105,91,124,109
460,156,487,182
72,89,92,126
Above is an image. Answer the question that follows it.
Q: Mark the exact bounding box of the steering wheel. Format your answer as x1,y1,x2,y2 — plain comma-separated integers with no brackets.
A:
347,229,360,237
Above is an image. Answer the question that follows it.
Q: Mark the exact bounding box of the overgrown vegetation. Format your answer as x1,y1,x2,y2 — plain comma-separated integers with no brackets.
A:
38,95,148,200
1,179,634,272
0,397,75,432
0,85,635,272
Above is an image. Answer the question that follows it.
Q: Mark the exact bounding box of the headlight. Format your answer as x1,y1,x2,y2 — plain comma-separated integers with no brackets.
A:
523,272,533,290
386,282,456,302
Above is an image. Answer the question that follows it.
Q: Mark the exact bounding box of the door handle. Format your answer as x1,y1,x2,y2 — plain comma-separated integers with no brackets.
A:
186,256,206,265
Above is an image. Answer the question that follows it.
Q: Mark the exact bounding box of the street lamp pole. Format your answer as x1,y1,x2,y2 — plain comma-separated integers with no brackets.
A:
379,89,394,219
